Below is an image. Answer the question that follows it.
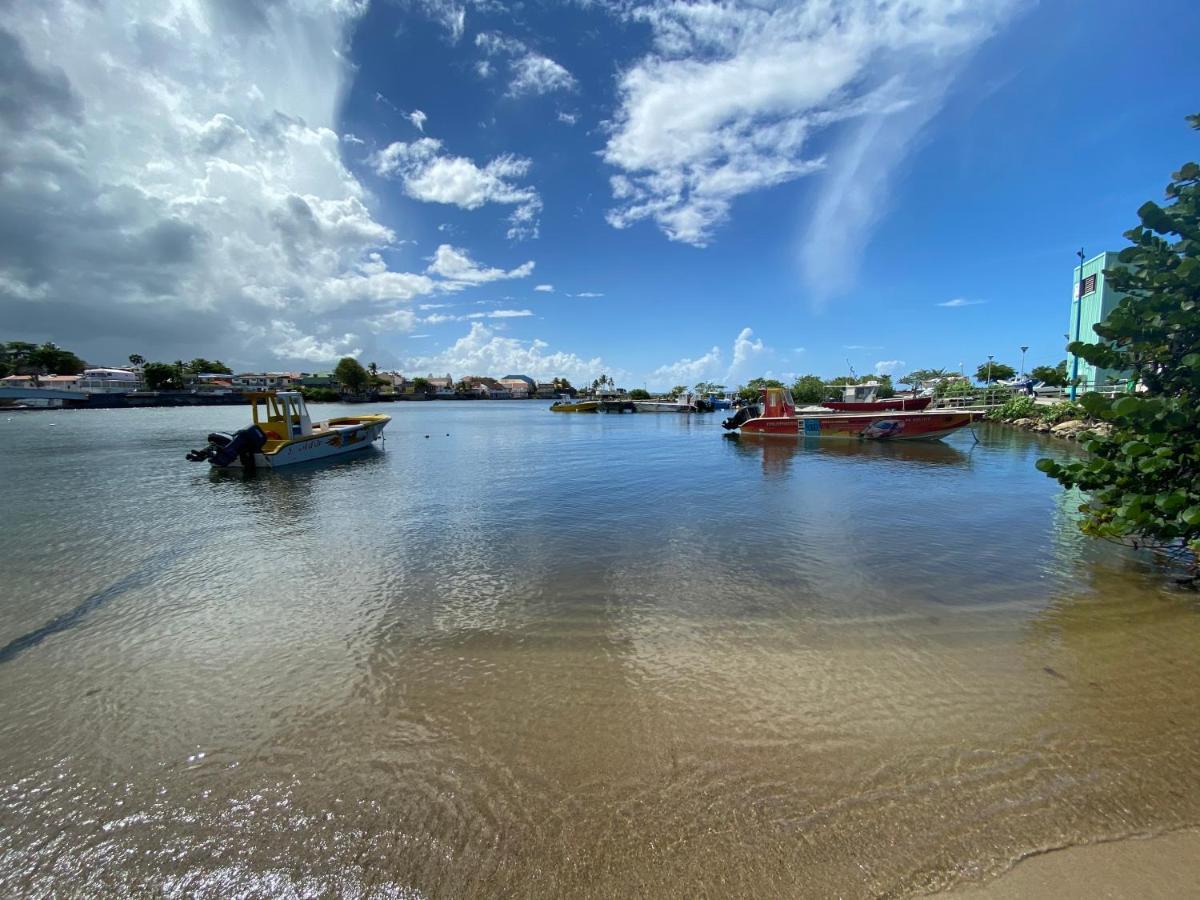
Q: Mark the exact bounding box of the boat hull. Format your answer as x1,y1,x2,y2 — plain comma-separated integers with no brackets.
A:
219,417,389,468
550,401,599,412
738,411,978,441
824,396,932,412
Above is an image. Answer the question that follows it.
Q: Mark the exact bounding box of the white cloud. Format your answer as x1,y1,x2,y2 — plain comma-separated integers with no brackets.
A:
372,137,541,239
844,344,883,350
367,309,419,334
407,109,428,132
649,326,770,390
938,297,986,307
603,0,1016,272
427,244,534,284
874,359,905,376
557,111,579,125
652,345,722,385
569,291,603,298
488,309,533,318
534,283,554,293
0,0,473,368
474,31,577,97
403,322,621,384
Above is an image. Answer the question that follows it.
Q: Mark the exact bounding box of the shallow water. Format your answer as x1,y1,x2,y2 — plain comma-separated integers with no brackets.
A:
1,403,1197,898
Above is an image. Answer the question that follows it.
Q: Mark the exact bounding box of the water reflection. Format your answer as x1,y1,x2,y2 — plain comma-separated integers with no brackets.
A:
724,432,970,476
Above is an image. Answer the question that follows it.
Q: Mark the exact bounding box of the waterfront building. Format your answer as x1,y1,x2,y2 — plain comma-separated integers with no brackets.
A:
426,373,455,398
1069,252,1129,393
299,372,335,389
499,375,534,398
232,372,300,390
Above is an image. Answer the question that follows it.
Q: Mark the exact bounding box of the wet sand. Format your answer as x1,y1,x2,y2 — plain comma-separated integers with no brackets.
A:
954,830,1200,899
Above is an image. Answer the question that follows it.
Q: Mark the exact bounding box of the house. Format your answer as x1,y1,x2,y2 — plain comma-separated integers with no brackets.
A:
1,374,83,391
233,372,300,390
1069,251,1130,395
299,372,335,388
499,375,534,399
535,382,561,399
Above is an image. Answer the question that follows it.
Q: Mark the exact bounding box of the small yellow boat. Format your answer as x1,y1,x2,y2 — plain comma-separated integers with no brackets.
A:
549,398,599,413
187,391,390,469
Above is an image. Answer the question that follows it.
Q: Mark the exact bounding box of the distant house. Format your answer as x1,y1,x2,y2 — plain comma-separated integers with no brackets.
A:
299,372,335,388
1,374,82,391
426,373,455,398
233,372,299,390
535,382,561,399
498,375,533,399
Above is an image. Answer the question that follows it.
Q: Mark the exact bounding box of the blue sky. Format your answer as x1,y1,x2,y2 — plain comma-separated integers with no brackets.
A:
3,0,1198,388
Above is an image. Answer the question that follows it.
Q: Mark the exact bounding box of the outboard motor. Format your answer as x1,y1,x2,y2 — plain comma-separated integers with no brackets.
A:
722,405,759,430
186,425,268,468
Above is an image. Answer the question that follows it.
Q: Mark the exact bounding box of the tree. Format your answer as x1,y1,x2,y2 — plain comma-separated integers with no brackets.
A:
693,381,725,396
142,362,183,390
368,361,378,377
411,376,431,396
629,388,650,400
975,361,1016,383
737,377,783,402
669,384,688,398
790,374,828,404
876,374,896,399
1031,360,1069,387
334,356,369,395
128,354,145,367
1037,114,1200,572
184,358,231,375
27,342,85,375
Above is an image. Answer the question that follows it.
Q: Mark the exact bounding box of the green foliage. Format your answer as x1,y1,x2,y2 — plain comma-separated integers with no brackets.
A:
142,362,183,390
333,356,369,394
790,374,829,404
410,377,431,395
128,354,145,367
988,395,1038,421
5,341,87,375
876,374,895,399
900,368,952,387
693,381,725,396
1038,400,1086,425
300,386,339,402
1039,116,1200,564
975,361,1016,383
184,358,231,375
629,388,650,400
737,377,784,401
1031,360,1068,387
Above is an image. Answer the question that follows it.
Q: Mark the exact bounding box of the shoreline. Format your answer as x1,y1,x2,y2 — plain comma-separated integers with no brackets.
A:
948,828,1200,899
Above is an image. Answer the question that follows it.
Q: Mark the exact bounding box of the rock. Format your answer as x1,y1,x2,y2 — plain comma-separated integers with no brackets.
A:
1051,419,1085,436
1035,423,1052,433
1011,417,1036,428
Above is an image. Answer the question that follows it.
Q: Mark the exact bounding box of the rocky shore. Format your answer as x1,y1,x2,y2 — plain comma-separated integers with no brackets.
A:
1005,416,1112,441
986,397,1111,441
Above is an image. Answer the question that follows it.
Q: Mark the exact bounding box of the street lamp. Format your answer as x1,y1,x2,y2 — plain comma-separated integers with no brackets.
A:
1070,248,1085,400
1020,346,1029,379
987,354,994,384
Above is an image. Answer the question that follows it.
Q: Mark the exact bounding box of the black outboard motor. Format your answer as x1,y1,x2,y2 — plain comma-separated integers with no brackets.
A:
722,405,759,430
186,425,268,468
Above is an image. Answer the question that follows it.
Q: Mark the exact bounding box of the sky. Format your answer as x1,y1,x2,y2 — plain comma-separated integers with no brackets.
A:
2,0,1198,390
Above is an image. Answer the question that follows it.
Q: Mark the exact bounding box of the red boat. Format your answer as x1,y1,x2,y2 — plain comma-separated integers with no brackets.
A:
823,395,932,412
723,387,978,441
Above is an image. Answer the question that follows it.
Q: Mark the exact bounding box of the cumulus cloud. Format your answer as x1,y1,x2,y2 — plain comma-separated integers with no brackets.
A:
426,244,534,284
403,322,621,384
650,326,770,389
938,297,986,307
603,0,1017,287
534,284,554,293
474,31,577,97
407,109,428,132
0,0,518,368
874,359,905,376
557,111,579,125
372,136,542,239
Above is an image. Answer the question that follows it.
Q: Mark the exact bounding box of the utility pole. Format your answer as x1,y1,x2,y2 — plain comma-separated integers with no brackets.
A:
1020,346,1029,379
1070,248,1085,400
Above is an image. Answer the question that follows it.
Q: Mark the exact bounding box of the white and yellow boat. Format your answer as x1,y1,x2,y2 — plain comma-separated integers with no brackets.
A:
187,391,389,469
549,398,599,412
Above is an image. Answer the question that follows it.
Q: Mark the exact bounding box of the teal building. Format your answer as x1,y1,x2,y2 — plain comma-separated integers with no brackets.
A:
1068,251,1128,395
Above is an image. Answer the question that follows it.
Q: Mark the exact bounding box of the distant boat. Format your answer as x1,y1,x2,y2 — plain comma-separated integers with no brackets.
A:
550,397,599,413
723,387,977,441
634,394,700,413
186,391,389,468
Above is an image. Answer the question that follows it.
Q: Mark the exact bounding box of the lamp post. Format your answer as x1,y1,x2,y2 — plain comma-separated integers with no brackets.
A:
1019,346,1028,379
1070,248,1085,400
987,354,994,384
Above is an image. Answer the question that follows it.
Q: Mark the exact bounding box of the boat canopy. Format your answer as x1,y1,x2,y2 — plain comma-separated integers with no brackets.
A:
761,386,796,418
246,390,312,440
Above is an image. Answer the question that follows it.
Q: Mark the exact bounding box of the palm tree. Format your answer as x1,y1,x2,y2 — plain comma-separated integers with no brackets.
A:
128,354,144,367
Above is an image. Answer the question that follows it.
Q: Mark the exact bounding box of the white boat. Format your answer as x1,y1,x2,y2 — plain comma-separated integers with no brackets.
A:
633,393,699,413
186,391,389,469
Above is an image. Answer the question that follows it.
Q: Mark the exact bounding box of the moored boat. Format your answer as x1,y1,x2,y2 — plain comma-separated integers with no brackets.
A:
723,387,978,441
550,397,599,412
186,391,389,469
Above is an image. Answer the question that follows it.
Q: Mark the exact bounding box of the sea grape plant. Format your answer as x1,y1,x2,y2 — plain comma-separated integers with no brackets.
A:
1037,115,1200,571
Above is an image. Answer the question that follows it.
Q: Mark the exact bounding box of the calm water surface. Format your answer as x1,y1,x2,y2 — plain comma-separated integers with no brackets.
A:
1,403,1198,898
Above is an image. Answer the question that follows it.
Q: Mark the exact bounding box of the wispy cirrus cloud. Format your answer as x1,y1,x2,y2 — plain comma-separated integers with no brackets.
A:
475,31,576,97
602,0,1019,300
937,297,987,307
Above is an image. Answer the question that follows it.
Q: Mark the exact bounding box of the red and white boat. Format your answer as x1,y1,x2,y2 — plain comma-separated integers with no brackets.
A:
723,387,978,441
823,395,932,412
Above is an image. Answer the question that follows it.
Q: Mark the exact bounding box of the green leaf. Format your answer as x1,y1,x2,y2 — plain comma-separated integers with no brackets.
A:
1182,353,1200,369
1123,441,1151,457
1158,492,1189,512
1112,395,1140,416
1183,507,1200,527
1035,458,1058,474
